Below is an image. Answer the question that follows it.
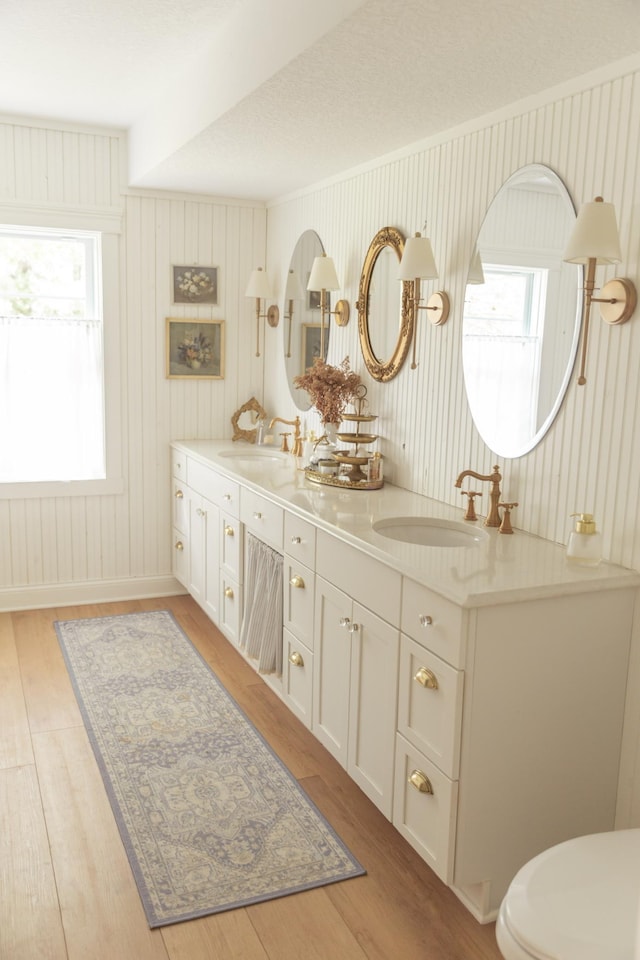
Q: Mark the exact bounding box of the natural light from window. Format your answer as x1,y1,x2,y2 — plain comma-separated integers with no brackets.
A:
0,225,105,483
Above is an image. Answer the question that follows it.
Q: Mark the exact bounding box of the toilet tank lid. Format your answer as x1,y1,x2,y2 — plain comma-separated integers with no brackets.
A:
502,829,640,960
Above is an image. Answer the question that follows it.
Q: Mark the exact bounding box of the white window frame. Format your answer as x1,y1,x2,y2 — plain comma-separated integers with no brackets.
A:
0,208,123,499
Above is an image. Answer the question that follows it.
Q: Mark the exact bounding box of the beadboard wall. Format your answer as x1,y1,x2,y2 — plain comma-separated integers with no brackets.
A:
0,115,267,609
263,60,640,826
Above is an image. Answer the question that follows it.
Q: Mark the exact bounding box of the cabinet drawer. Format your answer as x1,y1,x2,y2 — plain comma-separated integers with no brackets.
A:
284,558,314,649
316,530,401,626
241,489,284,552
171,448,187,482
219,575,242,647
284,512,316,569
283,629,313,728
393,733,457,884
172,479,189,534
401,578,465,668
398,634,463,779
171,528,188,587
221,512,243,581
188,459,240,516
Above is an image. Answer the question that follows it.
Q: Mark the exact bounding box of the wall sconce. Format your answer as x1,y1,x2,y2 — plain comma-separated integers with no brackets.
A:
468,249,485,285
284,269,304,358
563,196,637,385
245,267,279,358
307,253,350,357
398,231,450,369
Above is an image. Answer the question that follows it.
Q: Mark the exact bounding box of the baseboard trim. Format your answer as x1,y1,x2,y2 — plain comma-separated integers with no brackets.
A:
0,576,188,612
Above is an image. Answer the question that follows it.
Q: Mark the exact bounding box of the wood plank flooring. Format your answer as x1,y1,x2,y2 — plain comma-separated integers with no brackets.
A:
1,596,504,960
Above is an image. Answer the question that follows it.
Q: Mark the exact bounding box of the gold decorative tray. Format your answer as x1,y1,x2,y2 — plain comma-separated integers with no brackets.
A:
304,467,383,490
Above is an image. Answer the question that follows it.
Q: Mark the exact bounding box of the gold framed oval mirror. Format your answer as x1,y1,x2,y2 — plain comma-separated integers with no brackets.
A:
357,226,413,382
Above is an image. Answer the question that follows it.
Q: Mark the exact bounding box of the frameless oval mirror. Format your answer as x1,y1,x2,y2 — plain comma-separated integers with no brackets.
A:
284,230,329,411
462,164,581,458
357,226,413,382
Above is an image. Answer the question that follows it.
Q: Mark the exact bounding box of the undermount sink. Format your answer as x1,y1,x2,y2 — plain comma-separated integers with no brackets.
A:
217,448,286,463
372,516,489,548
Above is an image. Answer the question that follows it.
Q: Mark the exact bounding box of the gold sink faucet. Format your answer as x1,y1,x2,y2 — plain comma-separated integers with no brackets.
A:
269,416,303,456
455,465,502,527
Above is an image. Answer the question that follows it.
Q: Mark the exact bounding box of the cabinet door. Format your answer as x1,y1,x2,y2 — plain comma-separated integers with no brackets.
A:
283,628,313,728
284,557,314,649
171,527,188,586
172,479,188,534
313,576,351,766
348,603,399,819
188,494,220,622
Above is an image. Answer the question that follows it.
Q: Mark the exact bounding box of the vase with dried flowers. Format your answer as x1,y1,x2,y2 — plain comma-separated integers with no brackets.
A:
293,357,362,430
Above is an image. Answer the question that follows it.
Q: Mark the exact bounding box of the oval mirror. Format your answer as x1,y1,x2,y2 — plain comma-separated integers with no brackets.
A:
284,230,329,410
462,165,581,458
357,226,413,382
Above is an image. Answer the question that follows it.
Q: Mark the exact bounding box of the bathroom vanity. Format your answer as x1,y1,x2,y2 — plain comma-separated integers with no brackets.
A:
170,439,639,922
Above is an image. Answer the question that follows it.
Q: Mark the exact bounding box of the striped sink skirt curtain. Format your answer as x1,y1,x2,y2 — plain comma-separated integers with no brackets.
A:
239,533,283,675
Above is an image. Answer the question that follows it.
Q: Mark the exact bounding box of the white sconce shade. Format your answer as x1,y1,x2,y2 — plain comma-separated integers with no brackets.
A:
307,254,340,291
563,198,622,264
398,233,439,280
245,267,272,299
468,249,485,285
285,269,304,301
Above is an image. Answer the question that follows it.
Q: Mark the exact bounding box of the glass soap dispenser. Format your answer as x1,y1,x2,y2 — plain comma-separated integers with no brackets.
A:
566,513,602,566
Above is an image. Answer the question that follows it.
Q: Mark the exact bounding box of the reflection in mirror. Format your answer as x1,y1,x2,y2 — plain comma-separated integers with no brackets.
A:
462,165,581,458
357,226,413,382
284,230,329,411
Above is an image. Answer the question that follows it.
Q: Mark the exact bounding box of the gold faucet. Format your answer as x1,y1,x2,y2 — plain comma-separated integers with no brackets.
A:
269,416,303,456
455,465,502,527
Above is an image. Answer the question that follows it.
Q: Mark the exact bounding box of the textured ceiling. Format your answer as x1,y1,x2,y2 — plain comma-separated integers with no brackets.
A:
3,0,640,201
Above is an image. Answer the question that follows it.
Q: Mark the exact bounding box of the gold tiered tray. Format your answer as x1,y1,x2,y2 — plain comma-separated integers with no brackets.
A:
304,386,383,490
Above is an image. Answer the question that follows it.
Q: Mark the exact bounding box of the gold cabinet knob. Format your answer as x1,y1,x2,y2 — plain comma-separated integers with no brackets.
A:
224,525,234,537
414,666,439,690
224,586,234,599
174,489,184,499
289,574,305,588
408,770,433,794
289,651,304,667
419,614,433,627
174,540,184,551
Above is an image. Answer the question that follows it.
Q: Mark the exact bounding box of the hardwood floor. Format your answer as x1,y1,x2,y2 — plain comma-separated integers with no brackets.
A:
1,596,504,960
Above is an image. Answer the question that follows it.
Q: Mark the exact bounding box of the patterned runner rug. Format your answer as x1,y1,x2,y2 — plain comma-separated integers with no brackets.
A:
54,610,364,927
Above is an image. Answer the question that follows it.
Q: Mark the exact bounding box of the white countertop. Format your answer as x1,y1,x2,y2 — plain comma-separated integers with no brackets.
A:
173,440,640,608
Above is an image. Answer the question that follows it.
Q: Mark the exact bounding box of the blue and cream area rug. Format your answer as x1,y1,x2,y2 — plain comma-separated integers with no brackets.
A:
54,610,364,927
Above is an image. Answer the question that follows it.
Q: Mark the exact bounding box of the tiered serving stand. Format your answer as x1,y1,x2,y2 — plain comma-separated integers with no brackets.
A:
304,386,383,490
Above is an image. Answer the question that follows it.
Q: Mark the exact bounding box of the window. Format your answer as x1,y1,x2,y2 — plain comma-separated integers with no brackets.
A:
0,225,106,484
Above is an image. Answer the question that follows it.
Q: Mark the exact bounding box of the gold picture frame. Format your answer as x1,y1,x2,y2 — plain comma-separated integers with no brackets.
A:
166,318,225,379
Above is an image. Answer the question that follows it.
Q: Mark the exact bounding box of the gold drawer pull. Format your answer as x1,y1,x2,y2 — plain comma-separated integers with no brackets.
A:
289,651,304,667
289,574,305,588
224,525,234,537
419,614,433,627
224,587,234,599
174,489,184,499
174,540,184,551
409,770,433,794
414,667,438,690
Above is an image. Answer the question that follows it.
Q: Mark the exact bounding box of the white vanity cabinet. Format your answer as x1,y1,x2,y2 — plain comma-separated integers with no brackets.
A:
313,531,401,819
282,513,316,727
171,451,189,587
170,442,639,924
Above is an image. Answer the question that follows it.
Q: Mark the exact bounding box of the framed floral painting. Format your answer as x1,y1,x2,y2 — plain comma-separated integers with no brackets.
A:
172,265,218,304
166,318,225,379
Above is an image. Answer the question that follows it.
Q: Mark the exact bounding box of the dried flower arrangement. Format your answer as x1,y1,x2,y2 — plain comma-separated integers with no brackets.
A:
293,356,361,424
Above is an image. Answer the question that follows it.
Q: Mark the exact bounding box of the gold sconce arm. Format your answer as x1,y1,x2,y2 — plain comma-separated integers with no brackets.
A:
245,267,279,358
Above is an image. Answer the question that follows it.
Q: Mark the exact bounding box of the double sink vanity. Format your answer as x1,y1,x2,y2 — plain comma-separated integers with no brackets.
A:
170,438,638,922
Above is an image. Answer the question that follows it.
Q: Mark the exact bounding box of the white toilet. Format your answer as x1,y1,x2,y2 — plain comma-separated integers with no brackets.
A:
496,829,640,959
